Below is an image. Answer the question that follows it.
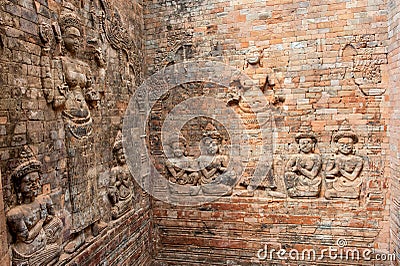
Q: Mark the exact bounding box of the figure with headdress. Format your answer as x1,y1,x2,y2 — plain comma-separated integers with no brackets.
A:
166,136,199,185
47,11,107,254
54,12,100,137
284,125,322,197
325,121,364,199
6,146,63,266
198,131,236,196
108,131,134,219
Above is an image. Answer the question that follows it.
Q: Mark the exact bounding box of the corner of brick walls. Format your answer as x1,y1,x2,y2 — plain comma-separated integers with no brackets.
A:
144,0,393,265
0,0,154,264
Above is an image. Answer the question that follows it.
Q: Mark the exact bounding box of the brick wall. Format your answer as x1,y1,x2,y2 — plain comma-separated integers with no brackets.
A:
144,0,392,264
0,170,10,266
0,0,153,264
387,0,400,261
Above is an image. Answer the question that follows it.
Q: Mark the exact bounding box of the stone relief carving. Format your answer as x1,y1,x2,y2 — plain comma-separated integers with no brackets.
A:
166,136,199,186
99,0,142,86
108,131,134,219
340,34,387,96
197,131,236,196
6,146,63,266
226,80,283,197
284,125,322,198
325,121,364,199
38,10,107,254
166,131,235,197
244,46,263,68
58,11,107,254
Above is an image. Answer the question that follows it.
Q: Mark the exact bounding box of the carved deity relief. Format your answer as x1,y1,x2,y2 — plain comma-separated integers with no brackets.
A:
226,80,283,198
39,10,107,254
284,125,322,198
166,136,199,186
165,129,236,197
99,0,142,85
197,131,236,196
325,121,364,200
244,46,263,68
6,146,63,266
108,131,134,219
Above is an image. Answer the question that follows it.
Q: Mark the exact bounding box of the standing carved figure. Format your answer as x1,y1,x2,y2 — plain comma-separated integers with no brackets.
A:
45,12,106,253
108,131,134,219
6,146,63,266
284,127,322,197
325,122,364,199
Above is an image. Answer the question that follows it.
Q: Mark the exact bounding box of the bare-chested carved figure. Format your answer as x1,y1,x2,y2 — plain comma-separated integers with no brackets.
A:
284,127,322,197
325,122,364,199
6,146,63,266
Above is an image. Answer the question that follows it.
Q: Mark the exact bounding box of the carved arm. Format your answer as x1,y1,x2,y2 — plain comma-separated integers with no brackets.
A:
339,156,363,181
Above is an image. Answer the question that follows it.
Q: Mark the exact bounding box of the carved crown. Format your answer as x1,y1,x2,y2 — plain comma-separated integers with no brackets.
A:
333,120,359,143
295,123,317,143
11,146,42,181
167,135,187,148
203,131,222,142
113,131,123,152
59,11,82,35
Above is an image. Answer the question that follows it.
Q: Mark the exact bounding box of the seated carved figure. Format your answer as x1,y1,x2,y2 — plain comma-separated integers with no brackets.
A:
198,131,236,196
6,146,63,266
284,128,322,197
166,136,199,186
108,131,134,219
325,122,364,199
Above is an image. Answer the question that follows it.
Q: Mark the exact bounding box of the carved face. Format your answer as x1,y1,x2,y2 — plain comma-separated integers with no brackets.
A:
246,47,261,65
20,171,40,200
63,26,81,53
207,139,219,155
337,137,354,155
115,148,126,165
298,138,314,154
171,142,185,158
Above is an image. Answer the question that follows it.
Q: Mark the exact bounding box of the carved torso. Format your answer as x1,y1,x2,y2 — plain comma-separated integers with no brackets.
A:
110,165,132,200
7,195,53,256
61,56,91,119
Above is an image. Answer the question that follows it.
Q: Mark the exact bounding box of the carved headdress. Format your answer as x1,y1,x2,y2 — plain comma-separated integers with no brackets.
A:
113,130,123,152
59,11,82,35
295,123,317,143
333,120,358,143
11,146,42,181
168,135,187,147
203,123,222,142
203,131,222,142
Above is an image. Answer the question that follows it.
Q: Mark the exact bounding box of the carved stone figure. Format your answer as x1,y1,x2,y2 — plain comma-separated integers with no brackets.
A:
244,46,263,68
108,131,134,219
198,131,236,196
6,146,63,266
52,11,106,254
166,136,199,185
325,121,364,199
284,126,322,197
